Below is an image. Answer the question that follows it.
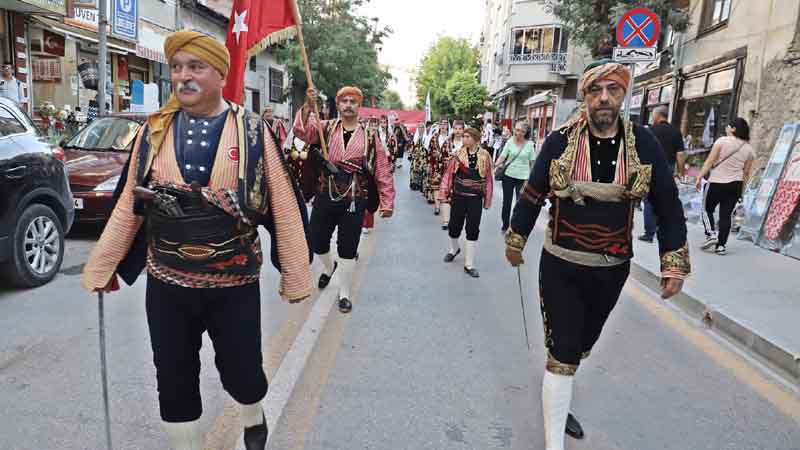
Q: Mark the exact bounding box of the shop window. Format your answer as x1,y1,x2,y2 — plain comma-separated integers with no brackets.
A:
682,76,706,99
269,68,283,102
678,93,732,151
706,68,735,95
659,85,673,104
249,57,257,72
701,0,731,32
0,107,26,136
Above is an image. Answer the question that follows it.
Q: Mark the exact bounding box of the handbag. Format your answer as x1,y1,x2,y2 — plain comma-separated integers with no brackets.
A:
704,141,746,180
494,142,525,181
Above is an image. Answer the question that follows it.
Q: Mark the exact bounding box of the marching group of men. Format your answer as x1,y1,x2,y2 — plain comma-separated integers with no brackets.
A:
80,27,690,450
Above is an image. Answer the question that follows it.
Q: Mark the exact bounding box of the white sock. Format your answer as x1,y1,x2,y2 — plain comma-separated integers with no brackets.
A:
542,371,574,450
337,258,357,300
465,240,477,269
319,252,335,276
449,238,460,254
441,203,451,224
238,400,264,428
163,420,204,450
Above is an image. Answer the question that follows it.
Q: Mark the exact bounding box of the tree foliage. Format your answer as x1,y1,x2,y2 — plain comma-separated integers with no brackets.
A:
445,71,489,120
379,89,404,110
277,0,392,110
546,0,691,58
415,37,481,118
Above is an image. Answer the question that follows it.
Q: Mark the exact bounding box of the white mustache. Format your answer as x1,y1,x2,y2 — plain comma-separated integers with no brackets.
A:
177,81,202,93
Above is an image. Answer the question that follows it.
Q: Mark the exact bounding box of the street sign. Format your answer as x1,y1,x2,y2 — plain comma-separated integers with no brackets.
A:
616,7,661,48
112,0,138,41
613,46,658,63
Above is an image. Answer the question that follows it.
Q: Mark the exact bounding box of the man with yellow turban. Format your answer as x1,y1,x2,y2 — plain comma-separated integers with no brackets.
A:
504,60,690,450
293,86,395,314
81,30,313,450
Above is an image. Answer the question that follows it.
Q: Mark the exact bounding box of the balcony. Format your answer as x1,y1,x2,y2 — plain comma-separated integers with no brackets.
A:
506,52,568,85
508,52,568,71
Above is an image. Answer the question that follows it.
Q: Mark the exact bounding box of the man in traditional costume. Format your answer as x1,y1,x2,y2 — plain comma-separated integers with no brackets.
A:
505,60,690,450
262,105,288,148
378,115,397,172
81,31,312,450
440,127,493,277
293,86,395,313
427,118,452,214
409,121,427,191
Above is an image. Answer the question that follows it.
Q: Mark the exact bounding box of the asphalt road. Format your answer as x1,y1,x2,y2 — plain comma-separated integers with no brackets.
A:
1,167,798,450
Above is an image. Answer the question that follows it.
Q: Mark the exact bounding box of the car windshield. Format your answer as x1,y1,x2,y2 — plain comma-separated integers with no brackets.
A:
67,117,140,151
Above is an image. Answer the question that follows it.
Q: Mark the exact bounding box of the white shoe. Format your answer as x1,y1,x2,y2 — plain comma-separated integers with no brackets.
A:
700,235,718,250
715,245,727,255
362,228,371,235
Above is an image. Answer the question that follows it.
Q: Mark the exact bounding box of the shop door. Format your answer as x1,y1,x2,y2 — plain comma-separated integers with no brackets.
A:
251,90,261,114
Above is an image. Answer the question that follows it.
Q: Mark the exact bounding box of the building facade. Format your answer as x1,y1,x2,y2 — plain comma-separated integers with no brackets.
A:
479,0,591,143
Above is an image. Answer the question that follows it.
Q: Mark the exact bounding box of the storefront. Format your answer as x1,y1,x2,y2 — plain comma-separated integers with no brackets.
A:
676,59,743,154
642,82,674,125
524,90,555,141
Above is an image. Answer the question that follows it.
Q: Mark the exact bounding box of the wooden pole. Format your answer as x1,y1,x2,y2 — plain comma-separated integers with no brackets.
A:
290,0,329,160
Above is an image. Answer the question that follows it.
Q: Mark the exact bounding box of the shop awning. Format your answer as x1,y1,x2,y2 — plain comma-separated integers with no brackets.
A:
0,0,66,16
491,86,517,99
31,16,136,54
523,90,553,106
136,21,169,64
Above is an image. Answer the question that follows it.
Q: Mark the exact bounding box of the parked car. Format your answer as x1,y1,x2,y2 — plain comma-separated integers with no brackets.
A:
62,114,145,223
0,97,75,288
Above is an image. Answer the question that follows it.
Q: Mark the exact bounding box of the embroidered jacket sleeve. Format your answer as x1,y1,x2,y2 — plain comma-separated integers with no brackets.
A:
81,126,148,291
483,152,494,210
506,131,563,252
636,126,691,279
437,157,458,202
373,132,396,211
262,131,313,301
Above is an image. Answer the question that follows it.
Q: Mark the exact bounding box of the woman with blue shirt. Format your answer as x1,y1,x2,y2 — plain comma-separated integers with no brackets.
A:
495,121,536,231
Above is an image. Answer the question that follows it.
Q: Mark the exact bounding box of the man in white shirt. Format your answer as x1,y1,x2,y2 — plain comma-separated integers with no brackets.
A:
0,63,22,105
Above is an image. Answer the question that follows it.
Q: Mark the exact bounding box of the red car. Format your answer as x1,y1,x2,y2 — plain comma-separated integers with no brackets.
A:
62,114,146,223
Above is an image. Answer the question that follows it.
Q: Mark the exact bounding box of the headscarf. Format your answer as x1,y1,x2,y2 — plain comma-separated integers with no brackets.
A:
336,86,364,105
578,59,631,97
146,31,231,157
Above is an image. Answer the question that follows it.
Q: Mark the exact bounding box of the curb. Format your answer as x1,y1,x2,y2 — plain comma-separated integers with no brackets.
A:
629,262,800,386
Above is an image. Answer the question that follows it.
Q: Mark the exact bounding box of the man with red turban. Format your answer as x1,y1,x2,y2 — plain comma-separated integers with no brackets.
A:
505,60,690,450
294,86,395,314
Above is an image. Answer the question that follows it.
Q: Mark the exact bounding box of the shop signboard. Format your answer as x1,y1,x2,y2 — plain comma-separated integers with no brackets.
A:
738,123,799,242
20,0,67,15
112,0,137,41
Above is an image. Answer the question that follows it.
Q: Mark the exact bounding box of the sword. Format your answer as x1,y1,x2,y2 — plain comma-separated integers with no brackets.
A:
516,267,530,350
97,292,113,450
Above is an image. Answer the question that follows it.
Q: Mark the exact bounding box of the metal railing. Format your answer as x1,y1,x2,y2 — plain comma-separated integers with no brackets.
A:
508,52,568,72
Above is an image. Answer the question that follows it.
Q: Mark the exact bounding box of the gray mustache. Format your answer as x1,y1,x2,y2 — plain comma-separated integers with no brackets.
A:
177,81,201,93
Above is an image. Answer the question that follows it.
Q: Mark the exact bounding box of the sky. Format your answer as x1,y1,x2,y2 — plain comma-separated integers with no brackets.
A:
357,0,485,108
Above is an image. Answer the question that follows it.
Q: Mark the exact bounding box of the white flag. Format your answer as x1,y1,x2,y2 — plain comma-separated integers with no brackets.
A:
702,107,715,149
425,90,432,122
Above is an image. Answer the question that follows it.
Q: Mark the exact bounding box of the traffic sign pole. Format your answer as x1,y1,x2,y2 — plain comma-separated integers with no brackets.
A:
623,64,636,122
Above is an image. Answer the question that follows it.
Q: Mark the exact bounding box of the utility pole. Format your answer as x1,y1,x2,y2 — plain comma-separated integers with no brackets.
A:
98,0,108,116
175,0,182,31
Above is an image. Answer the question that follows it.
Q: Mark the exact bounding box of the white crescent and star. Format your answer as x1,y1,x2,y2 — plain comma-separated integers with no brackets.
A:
233,9,249,44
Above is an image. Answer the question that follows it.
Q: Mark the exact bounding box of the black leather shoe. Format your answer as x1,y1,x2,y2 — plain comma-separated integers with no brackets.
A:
338,297,352,314
317,262,338,289
443,249,460,262
637,233,654,243
464,267,480,278
566,412,584,439
434,208,440,216
244,413,268,450
441,223,448,230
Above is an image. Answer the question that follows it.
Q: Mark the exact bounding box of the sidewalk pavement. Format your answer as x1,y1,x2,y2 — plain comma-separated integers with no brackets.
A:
630,212,800,385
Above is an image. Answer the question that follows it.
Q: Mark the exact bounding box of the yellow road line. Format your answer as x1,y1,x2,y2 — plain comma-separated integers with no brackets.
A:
625,280,800,424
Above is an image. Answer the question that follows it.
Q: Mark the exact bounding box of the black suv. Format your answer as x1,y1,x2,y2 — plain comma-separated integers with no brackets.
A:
0,97,74,287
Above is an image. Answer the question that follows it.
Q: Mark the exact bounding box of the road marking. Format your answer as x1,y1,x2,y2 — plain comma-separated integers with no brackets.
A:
625,280,800,424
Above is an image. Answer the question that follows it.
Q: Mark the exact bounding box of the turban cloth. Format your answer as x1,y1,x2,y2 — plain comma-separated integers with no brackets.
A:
336,86,364,105
464,127,481,142
578,60,631,97
146,31,231,157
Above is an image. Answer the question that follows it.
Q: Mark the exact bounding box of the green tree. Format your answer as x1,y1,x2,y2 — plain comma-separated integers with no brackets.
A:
415,37,480,118
277,0,392,113
546,0,691,58
379,89,404,110
445,70,488,120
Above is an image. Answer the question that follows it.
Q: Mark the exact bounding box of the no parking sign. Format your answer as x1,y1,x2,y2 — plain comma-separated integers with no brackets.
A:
616,7,660,48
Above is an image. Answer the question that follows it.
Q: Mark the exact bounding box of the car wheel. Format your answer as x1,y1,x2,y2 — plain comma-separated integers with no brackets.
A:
6,204,65,288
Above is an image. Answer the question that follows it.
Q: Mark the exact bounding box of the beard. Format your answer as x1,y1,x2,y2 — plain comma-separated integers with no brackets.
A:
588,106,620,133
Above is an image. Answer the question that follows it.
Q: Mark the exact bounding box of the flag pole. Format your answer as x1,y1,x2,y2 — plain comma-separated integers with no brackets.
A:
289,0,330,160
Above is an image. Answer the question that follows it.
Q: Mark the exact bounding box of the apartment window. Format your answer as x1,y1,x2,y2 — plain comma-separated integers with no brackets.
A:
269,68,283,102
510,25,568,64
249,57,257,72
701,0,731,31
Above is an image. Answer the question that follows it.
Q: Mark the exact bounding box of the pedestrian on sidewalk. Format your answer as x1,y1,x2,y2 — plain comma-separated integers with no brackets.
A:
505,60,689,450
695,117,755,255
639,105,686,243
81,31,313,450
294,86,395,314
440,127,493,278
494,120,535,233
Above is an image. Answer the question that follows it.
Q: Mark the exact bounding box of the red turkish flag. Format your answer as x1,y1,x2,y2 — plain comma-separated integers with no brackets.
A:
223,0,298,105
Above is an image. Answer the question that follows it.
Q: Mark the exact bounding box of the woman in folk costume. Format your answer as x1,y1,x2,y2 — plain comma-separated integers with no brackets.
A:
439,127,493,277
505,60,689,450
409,121,427,191
427,118,453,213
438,119,466,229
293,87,395,314
81,31,313,450
421,121,437,201
379,115,397,173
